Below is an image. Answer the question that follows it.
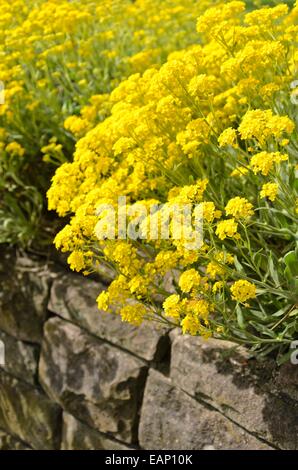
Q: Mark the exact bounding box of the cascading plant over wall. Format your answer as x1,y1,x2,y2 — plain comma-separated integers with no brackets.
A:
48,1,298,362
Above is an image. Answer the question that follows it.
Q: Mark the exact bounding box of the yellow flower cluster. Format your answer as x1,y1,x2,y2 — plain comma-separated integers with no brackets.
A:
48,2,298,351
163,294,212,337
260,182,279,202
225,197,254,219
216,219,239,241
1,0,212,244
250,152,288,176
230,280,256,303
238,109,294,145
179,269,202,293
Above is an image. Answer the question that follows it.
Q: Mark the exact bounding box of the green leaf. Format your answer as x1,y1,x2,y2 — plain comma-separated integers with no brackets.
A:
234,256,245,274
272,305,291,317
276,349,295,366
236,305,246,330
248,309,268,321
289,309,298,317
249,321,277,339
284,251,298,277
268,254,280,287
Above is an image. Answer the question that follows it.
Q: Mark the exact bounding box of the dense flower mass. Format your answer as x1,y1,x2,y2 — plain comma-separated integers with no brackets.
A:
47,1,298,359
1,0,296,361
0,0,209,245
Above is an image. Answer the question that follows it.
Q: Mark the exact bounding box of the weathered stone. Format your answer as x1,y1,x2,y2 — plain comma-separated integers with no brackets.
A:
270,362,298,403
170,332,298,449
0,330,39,385
61,413,132,450
0,370,61,449
0,429,31,450
39,318,147,444
0,251,50,343
48,273,168,361
139,369,273,450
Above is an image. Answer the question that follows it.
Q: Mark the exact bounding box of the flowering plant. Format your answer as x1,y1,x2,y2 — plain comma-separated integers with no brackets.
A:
0,0,205,246
48,1,298,361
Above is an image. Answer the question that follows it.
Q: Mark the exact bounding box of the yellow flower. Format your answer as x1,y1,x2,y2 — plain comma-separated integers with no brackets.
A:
67,251,86,272
230,280,256,302
216,218,239,240
186,299,211,320
5,141,25,157
206,261,223,279
64,115,90,138
218,127,238,148
163,294,182,320
245,5,289,27
181,314,202,335
225,196,254,219
178,269,201,293
169,179,209,204
203,201,222,223
250,151,288,176
120,304,147,326
188,74,218,97
180,300,212,337
129,275,148,297
239,109,294,145
97,291,110,311
230,167,249,177
207,251,234,279
212,281,224,293
260,183,278,202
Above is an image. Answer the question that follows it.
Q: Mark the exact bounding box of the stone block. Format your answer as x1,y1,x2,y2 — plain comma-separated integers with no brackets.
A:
0,329,38,385
139,369,273,450
39,318,147,444
0,429,31,450
170,332,298,449
61,413,132,450
0,370,61,449
0,251,50,343
49,274,168,362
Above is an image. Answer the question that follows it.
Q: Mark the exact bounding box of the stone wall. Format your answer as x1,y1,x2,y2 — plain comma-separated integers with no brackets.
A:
0,249,297,450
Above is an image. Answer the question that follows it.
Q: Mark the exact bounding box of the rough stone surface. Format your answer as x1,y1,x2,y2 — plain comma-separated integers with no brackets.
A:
39,317,147,444
0,251,50,343
61,413,132,450
139,369,273,450
0,429,31,450
0,329,39,385
0,370,61,449
1,249,297,451
270,363,298,403
48,273,168,361
170,332,298,449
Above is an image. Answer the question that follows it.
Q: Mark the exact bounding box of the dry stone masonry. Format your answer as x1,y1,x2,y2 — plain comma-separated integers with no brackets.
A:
0,248,297,450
